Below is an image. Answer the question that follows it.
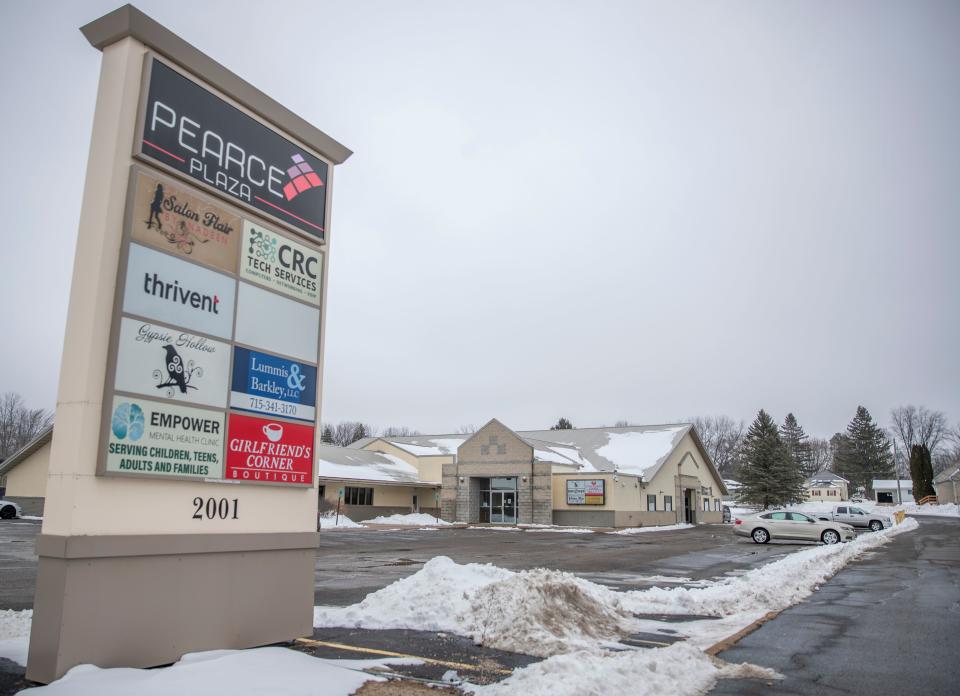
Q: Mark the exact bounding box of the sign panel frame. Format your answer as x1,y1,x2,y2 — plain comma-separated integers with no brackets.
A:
566,479,606,506
95,163,327,487
132,53,331,244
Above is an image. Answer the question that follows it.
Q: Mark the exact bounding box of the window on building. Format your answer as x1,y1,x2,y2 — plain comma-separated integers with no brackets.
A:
714,499,720,511
318,485,326,501
703,498,709,511
345,487,374,506
664,496,673,512
647,495,657,512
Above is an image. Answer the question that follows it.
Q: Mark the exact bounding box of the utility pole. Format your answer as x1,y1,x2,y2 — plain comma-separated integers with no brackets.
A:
893,440,903,505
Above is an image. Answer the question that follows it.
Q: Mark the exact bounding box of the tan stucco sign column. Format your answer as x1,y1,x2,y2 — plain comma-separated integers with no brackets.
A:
27,5,351,683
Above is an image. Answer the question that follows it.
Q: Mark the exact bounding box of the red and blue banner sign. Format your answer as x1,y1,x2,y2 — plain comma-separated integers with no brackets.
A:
138,58,328,241
230,346,317,422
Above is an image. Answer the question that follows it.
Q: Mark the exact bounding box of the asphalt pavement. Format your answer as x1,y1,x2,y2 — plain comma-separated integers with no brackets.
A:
710,515,960,695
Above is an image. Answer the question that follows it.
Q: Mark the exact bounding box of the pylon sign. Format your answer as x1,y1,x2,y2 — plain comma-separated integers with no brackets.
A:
27,5,350,683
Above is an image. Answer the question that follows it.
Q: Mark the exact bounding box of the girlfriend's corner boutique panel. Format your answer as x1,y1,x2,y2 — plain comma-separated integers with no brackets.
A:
316,418,727,528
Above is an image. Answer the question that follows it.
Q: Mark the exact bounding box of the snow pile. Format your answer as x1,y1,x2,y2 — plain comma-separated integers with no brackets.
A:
466,567,634,655
525,527,596,534
314,556,513,634
609,523,694,535
468,526,521,531
317,512,363,529
900,502,958,516
14,648,411,696
620,517,918,621
0,608,32,666
363,513,451,526
792,500,958,517
468,642,780,696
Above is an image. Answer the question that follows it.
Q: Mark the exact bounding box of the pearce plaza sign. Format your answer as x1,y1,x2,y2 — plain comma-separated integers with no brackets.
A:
27,4,351,683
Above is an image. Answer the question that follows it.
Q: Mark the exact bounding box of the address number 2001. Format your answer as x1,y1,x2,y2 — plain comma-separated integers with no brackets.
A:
192,497,239,520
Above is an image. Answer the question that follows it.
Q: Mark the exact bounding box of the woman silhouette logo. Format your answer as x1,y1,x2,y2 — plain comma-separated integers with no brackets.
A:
147,183,164,230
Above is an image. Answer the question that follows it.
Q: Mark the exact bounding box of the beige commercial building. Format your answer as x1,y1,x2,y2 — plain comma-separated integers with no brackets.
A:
0,426,54,516
803,471,849,502
319,419,727,527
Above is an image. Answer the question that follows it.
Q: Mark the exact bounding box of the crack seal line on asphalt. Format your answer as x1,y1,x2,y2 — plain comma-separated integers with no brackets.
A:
294,637,513,675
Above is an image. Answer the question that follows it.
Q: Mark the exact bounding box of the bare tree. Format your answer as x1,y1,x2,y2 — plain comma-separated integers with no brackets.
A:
689,415,745,477
889,406,948,473
324,421,376,447
380,426,421,437
0,393,54,459
457,424,476,434
613,420,630,428
808,437,833,473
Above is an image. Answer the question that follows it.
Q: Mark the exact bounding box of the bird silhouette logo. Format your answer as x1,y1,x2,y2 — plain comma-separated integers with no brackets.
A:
153,344,203,398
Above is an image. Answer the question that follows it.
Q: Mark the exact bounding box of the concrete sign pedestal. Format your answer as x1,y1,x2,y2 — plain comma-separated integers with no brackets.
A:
27,5,350,683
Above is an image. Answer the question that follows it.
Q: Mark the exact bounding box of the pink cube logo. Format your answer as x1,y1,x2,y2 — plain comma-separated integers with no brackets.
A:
282,154,325,201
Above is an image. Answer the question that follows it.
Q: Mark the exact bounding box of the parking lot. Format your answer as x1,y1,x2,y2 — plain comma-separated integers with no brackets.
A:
0,518,890,692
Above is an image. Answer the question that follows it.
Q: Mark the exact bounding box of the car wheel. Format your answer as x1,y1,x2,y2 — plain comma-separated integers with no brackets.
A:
0,505,16,520
751,528,769,544
822,529,840,545
869,520,883,532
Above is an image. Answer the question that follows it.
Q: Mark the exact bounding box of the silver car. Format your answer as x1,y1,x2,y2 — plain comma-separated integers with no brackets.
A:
734,510,856,545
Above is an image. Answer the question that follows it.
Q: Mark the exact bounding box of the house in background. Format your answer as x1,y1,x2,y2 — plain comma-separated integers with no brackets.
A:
872,479,914,504
0,426,53,516
933,466,959,504
803,471,849,502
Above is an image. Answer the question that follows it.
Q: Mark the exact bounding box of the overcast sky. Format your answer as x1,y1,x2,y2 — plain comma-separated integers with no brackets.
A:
1,0,958,438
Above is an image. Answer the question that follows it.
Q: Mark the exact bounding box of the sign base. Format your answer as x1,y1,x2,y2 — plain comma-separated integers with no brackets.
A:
26,532,318,683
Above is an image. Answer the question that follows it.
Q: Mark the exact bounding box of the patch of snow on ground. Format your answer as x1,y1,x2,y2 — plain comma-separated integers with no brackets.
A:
19,515,43,521
16,648,414,696
609,523,694,535
467,642,780,696
0,609,32,666
468,526,521,531
363,513,451,526
317,512,363,529
524,527,596,534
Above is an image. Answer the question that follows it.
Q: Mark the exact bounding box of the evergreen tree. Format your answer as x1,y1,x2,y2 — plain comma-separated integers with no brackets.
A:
321,425,334,444
736,410,806,508
833,406,894,497
908,444,936,500
780,413,814,477
351,422,368,443
551,417,574,430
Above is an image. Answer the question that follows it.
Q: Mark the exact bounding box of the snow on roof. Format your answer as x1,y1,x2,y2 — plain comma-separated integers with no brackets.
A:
316,445,437,485
872,479,913,489
934,466,960,484
352,422,706,484
806,471,848,483
518,424,691,480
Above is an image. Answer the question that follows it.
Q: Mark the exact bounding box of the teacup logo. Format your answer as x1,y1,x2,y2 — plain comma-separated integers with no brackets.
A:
263,423,284,442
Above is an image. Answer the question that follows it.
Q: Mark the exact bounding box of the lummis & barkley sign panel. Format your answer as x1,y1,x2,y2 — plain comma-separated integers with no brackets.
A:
138,58,329,241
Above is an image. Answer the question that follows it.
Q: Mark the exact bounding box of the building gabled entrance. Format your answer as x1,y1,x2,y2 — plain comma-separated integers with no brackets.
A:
478,477,518,524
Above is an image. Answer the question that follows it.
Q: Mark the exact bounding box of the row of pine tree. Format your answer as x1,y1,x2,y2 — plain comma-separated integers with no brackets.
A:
736,407,937,508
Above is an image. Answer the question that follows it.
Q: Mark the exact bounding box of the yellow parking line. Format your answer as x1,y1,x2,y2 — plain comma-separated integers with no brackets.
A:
295,637,513,675
626,638,672,647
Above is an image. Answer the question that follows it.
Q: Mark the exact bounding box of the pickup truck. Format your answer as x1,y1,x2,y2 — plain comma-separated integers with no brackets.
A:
815,505,892,531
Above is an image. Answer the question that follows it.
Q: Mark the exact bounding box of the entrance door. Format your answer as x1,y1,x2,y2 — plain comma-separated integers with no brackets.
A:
412,495,419,513
683,490,692,524
490,491,517,524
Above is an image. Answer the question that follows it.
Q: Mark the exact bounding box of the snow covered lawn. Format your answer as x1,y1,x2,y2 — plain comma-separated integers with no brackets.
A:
362,513,451,526
791,500,958,517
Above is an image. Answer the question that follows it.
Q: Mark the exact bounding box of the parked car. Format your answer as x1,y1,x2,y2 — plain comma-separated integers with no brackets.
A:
722,505,732,523
734,510,855,545
0,500,22,520
815,505,892,532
